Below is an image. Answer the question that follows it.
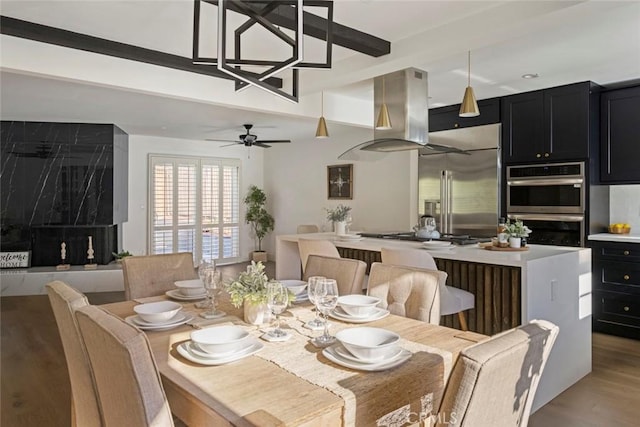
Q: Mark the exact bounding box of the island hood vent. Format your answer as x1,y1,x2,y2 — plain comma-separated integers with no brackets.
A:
339,68,431,160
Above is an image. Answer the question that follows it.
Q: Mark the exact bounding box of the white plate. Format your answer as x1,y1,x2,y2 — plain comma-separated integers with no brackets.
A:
131,311,187,327
422,246,455,252
422,240,452,248
125,313,193,330
165,289,207,301
294,291,309,303
336,236,364,242
188,340,256,359
334,344,404,364
177,339,264,365
323,344,412,371
329,306,390,323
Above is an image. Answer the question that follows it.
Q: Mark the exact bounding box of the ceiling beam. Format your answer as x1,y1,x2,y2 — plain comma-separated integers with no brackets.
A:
215,0,391,58
0,16,284,88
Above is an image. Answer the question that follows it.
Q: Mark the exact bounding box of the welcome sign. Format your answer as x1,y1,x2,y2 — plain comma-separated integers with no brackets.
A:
0,252,30,268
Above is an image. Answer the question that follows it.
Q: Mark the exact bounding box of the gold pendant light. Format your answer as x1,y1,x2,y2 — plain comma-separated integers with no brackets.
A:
375,76,392,129
459,50,480,117
315,91,329,138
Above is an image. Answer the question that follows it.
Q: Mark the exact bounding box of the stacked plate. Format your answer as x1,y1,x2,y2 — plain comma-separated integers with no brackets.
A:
177,325,264,365
322,327,411,371
421,240,454,252
335,233,363,242
166,279,207,301
126,301,193,331
280,279,309,303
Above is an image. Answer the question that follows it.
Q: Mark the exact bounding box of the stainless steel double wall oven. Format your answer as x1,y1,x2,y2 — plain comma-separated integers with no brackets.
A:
506,162,586,246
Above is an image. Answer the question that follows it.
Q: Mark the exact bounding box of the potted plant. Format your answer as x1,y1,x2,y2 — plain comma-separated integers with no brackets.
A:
325,204,352,235
112,250,132,263
244,185,275,262
226,261,293,324
505,219,532,248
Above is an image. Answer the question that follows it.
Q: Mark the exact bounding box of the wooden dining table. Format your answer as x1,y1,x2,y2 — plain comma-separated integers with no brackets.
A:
101,295,487,426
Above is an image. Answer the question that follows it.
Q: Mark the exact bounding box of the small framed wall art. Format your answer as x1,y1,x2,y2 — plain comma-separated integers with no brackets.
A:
327,164,353,200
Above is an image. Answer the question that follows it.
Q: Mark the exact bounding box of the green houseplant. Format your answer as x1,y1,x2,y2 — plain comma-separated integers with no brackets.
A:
244,185,275,262
326,204,352,235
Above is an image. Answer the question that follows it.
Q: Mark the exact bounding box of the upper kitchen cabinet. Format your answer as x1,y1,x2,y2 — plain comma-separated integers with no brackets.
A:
600,85,640,184
429,98,500,132
502,81,600,164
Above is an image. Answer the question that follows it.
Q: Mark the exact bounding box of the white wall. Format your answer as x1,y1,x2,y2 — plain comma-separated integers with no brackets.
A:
610,184,640,231
121,135,264,262
262,126,416,252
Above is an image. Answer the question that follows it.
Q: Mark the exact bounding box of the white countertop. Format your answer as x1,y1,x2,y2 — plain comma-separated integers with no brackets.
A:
279,233,588,268
588,233,640,244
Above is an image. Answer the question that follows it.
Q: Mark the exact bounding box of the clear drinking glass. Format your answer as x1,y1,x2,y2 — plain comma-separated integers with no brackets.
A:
195,259,216,309
345,212,353,234
201,269,225,318
266,282,289,337
312,278,339,347
307,276,327,328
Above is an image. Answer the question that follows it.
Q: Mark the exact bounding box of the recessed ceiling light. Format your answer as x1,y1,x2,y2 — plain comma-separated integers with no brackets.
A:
522,73,539,79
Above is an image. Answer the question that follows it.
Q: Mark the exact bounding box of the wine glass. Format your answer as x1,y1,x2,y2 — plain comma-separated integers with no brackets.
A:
307,276,327,329
195,259,215,309
312,278,339,347
425,216,436,233
266,281,289,337
201,269,225,319
345,212,353,234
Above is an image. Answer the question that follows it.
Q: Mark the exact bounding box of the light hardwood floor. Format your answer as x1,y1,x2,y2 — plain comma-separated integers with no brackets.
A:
2,261,640,426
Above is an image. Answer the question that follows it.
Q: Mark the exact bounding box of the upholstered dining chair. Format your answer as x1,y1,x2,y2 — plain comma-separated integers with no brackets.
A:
380,247,475,331
46,281,102,427
297,238,340,274
75,305,175,427
434,319,559,427
367,262,443,324
121,252,198,300
296,224,319,234
303,255,366,295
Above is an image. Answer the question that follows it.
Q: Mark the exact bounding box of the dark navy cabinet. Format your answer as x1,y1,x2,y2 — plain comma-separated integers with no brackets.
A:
429,98,500,132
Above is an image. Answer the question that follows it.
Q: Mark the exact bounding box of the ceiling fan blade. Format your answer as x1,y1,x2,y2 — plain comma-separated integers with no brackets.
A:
254,143,272,148
257,140,291,144
205,138,240,143
219,142,241,148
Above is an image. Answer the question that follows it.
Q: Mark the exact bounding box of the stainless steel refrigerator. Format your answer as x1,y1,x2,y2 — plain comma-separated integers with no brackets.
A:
418,123,501,238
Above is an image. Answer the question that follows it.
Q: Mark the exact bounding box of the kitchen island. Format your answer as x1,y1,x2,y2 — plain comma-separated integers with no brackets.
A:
275,232,592,412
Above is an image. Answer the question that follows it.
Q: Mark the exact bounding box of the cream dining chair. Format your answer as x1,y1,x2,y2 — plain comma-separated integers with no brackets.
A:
380,247,474,330
367,262,443,324
303,255,366,295
296,224,319,234
121,252,198,300
297,238,340,274
75,305,175,427
46,281,102,427
434,319,559,427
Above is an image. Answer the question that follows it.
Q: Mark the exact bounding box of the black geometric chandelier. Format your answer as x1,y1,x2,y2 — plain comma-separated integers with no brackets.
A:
193,0,334,103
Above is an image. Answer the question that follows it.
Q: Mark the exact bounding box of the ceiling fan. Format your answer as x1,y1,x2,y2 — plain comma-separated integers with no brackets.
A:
206,124,291,148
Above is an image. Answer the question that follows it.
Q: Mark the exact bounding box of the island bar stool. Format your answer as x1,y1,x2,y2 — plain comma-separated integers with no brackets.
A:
46,281,102,427
303,255,366,296
121,252,198,300
435,320,559,427
296,224,319,234
297,238,340,274
380,247,474,331
76,305,175,427
367,262,444,324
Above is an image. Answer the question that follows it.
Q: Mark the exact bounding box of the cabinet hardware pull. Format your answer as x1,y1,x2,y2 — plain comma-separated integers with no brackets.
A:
624,275,630,280
536,154,541,158
544,153,550,157
624,250,630,255
624,306,630,312
454,123,459,128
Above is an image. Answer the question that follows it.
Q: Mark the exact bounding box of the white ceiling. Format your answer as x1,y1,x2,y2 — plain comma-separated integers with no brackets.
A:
1,0,639,143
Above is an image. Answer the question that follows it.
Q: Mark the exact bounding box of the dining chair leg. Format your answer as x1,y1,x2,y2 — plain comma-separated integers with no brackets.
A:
457,311,469,331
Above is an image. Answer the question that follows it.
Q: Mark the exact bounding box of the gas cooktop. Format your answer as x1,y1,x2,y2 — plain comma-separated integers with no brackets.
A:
358,232,491,246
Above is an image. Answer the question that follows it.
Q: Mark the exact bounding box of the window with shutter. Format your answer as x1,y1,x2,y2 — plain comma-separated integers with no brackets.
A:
149,155,241,264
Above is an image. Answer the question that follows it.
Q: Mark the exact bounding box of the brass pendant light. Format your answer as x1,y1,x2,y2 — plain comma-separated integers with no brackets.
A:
375,76,392,129
315,91,329,138
459,50,480,117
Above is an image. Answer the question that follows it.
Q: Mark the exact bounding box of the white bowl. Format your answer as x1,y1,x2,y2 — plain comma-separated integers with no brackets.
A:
279,279,307,296
174,279,205,296
190,325,250,355
133,301,182,324
337,295,381,317
335,327,400,362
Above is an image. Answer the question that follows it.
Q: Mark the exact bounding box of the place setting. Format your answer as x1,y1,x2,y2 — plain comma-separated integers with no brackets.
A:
322,327,412,372
125,301,194,331
280,279,309,303
177,325,264,366
421,240,455,252
335,233,364,242
328,294,390,324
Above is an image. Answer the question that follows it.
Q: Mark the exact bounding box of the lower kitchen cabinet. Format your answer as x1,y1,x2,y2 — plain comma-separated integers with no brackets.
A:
591,240,640,339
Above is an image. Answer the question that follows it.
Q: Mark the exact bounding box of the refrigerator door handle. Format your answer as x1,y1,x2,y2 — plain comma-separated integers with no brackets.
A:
447,171,453,234
440,170,447,234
